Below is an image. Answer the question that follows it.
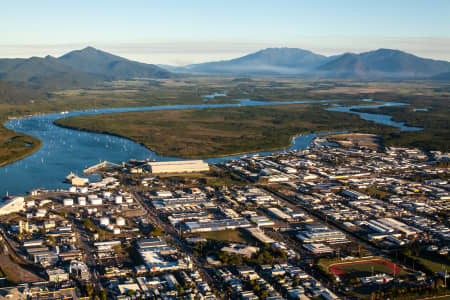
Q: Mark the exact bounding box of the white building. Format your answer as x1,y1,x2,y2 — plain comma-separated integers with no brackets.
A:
148,160,209,174
0,197,25,215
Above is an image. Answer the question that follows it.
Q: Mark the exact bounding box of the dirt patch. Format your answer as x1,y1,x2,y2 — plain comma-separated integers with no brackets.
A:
0,255,43,283
327,133,381,150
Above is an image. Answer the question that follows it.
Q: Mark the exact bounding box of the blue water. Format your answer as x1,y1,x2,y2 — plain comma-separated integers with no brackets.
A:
0,98,422,196
327,102,423,132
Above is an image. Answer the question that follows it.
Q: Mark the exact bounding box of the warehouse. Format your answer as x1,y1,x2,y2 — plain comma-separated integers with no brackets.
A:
267,207,292,221
184,218,251,233
147,160,209,174
296,224,348,244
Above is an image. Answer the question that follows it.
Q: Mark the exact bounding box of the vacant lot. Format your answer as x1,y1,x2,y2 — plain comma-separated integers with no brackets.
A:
198,230,248,243
0,255,43,283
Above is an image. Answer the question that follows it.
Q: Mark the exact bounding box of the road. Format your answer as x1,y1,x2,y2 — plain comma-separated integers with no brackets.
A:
130,187,218,295
72,219,104,291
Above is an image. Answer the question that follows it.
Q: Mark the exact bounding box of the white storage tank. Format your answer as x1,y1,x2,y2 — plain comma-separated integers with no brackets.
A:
115,196,123,204
99,217,110,226
113,227,121,235
106,224,115,232
116,217,126,226
69,186,77,193
91,198,102,206
63,198,74,206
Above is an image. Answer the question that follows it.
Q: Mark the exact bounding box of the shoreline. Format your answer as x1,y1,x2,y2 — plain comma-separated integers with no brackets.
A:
0,122,43,167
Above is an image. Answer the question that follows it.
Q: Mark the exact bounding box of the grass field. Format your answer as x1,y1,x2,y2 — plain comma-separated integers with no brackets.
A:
198,229,248,243
157,169,244,187
405,253,450,274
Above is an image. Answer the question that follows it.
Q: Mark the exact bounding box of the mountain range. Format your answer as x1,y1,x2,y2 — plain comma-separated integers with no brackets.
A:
165,47,450,79
0,47,173,90
0,47,449,92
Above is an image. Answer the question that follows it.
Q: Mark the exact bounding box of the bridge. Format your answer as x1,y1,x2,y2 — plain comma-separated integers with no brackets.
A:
83,161,121,174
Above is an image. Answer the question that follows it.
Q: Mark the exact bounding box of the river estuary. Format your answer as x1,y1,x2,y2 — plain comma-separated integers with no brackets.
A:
0,98,422,195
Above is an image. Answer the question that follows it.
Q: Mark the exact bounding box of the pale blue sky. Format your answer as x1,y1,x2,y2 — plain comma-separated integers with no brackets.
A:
1,0,449,65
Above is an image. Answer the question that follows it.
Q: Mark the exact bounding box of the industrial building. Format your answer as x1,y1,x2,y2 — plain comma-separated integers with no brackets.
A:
147,160,209,174
184,218,251,233
303,243,334,255
296,223,348,244
267,207,292,221
137,237,192,272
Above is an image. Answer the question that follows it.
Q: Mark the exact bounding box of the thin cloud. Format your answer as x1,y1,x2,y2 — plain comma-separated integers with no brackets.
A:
0,37,449,65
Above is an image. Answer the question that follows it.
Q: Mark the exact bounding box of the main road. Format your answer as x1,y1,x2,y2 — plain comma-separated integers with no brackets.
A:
129,186,217,295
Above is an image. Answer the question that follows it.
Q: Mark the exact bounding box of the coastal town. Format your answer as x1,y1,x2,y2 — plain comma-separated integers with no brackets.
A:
0,136,448,300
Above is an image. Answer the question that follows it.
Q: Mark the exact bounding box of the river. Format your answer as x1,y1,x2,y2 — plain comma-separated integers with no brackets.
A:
0,98,422,196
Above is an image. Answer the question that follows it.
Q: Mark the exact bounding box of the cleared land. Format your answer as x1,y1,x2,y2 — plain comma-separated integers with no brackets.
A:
0,255,43,283
55,103,396,158
326,133,381,150
198,229,248,243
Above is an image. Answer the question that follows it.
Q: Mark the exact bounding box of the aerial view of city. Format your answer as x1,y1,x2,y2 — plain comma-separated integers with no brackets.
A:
0,1,449,299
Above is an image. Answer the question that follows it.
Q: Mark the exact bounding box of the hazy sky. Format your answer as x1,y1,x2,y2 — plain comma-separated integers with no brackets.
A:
2,0,449,65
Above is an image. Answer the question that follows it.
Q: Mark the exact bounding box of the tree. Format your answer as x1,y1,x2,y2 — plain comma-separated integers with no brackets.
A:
150,225,164,236
100,289,108,300
436,278,444,289
84,282,94,297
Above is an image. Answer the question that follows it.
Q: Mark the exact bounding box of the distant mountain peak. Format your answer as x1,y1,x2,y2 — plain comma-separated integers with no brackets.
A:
0,47,173,90
58,47,173,79
185,47,329,75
